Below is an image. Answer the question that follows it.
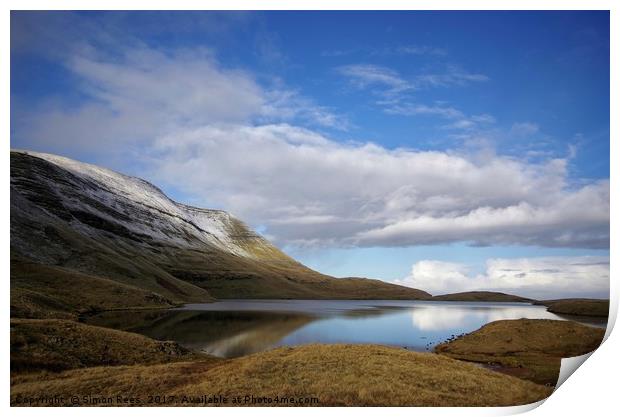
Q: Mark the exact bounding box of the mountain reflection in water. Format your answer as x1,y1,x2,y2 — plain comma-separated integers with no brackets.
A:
86,300,606,358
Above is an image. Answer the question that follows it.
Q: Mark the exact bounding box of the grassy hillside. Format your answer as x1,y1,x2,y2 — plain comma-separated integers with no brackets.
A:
150,246,431,300
11,319,210,373
432,291,532,302
11,261,183,319
435,319,605,385
536,299,609,317
11,343,551,406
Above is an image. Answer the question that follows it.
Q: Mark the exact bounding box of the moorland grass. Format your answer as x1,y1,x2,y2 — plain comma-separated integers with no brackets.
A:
435,319,605,385
11,343,552,407
10,319,210,373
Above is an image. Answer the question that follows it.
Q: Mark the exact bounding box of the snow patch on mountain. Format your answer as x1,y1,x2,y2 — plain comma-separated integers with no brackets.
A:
14,150,264,258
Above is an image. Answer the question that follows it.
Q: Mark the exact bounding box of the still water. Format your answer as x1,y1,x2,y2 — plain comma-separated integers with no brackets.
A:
86,300,607,358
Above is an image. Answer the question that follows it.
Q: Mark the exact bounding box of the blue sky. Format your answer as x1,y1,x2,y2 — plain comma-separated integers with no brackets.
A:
11,11,610,298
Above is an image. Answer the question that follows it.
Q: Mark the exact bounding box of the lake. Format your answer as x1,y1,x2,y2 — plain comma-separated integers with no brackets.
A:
86,300,607,358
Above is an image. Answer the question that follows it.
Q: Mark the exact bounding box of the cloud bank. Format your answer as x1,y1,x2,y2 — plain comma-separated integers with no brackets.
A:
151,123,609,249
394,256,610,299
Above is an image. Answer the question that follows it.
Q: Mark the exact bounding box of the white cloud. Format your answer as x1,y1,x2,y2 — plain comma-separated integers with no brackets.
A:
394,256,610,299
445,119,477,130
471,114,496,124
337,63,488,98
337,63,492,131
337,64,413,96
261,89,351,130
511,122,540,136
385,104,495,131
357,181,609,247
150,123,609,249
385,103,464,119
69,47,264,123
415,66,489,87
322,45,446,58
398,260,472,295
568,143,578,159
393,45,447,56
17,45,349,154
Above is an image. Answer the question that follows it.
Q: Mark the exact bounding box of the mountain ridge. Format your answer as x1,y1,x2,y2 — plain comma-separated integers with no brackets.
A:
10,150,430,318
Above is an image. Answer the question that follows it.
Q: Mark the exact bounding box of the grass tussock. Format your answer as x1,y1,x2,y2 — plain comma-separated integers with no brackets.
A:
11,344,551,407
10,319,211,373
435,319,605,385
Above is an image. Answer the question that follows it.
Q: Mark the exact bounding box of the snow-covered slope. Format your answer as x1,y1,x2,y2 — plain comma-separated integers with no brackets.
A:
13,150,276,259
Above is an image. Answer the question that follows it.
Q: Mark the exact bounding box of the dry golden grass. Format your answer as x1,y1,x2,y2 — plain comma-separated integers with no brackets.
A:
10,319,210,373
435,319,605,385
11,343,552,407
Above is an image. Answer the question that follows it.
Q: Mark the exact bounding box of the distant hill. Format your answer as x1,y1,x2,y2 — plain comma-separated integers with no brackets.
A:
10,150,429,318
432,291,533,303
